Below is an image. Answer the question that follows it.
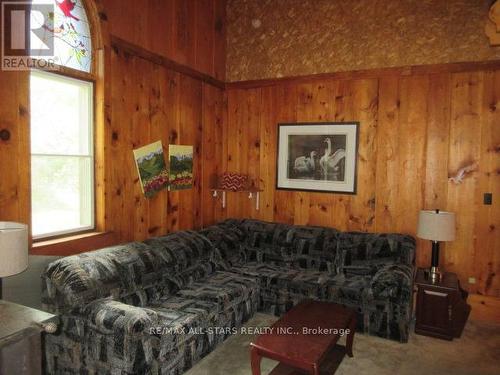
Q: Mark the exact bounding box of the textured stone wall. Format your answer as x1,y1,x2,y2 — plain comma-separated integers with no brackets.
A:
226,0,500,81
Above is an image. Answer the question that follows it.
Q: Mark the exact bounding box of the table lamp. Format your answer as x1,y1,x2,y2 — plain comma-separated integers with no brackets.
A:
417,210,456,282
0,222,29,299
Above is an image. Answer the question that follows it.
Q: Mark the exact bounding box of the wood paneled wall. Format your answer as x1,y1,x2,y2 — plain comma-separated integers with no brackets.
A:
224,64,500,298
107,46,224,242
0,0,226,253
102,0,226,80
0,71,30,226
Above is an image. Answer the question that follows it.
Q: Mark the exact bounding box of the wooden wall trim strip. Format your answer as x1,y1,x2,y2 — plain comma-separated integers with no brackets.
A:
111,35,225,89
226,60,500,90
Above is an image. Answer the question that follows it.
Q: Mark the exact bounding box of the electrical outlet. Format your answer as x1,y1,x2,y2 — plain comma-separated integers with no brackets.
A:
468,277,476,284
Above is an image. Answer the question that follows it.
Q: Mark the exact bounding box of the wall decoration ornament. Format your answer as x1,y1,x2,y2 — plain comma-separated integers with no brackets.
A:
133,141,169,198
448,162,478,185
486,1,500,46
219,172,248,191
276,123,359,194
169,145,194,191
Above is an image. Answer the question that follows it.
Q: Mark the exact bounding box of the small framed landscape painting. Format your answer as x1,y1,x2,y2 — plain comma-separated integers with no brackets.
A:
169,145,194,191
133,141,169,198
276,122,359,194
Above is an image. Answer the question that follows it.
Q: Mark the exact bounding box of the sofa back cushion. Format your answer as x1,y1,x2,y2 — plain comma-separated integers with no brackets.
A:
199,219,247,268
286,225,339,272
42,230,215,313
144,230,214,273
239,219,292,266
236,219,339,273
337,232,415,275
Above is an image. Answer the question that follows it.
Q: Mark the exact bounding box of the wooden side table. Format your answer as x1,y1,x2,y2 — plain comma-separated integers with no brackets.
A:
415,268,471,340
0,300,57,375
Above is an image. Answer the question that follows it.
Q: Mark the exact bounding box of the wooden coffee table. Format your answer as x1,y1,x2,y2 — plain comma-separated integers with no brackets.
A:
250,300,356,375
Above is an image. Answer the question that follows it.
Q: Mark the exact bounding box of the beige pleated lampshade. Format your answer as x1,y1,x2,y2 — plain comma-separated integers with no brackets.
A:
0,222,29,277
417,210,456,242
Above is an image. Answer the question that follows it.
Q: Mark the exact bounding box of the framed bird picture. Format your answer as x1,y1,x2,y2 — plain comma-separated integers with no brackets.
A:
276,122,359,194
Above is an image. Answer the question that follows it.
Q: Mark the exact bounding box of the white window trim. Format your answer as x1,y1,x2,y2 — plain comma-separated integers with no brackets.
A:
30,70,95,240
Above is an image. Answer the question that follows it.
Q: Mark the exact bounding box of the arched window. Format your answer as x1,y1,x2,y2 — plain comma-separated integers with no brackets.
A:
30,0,96,239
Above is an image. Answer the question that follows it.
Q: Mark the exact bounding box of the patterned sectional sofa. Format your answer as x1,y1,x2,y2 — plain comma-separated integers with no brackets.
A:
41,219,416,374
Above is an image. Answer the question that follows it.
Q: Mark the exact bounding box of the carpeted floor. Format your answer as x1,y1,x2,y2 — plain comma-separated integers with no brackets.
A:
185,313,500,375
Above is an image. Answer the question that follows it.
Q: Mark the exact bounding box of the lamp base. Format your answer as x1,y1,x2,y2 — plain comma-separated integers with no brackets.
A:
429,240,442,283
429,266,441,283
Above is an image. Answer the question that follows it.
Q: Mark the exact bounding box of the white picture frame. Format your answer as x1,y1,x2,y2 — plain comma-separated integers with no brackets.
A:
276,122,359,194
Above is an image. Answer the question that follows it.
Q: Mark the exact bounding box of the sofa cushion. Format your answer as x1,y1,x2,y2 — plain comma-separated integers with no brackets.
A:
341,257,400,278
150,296,239,370
231,262,328,304
323,274,372,307
230,262,329,316
239,219,292,265
176,271,259,314
200,220,247,269
337,232,416,270
144,230,215,272
285,225,339,272
150,297,219,334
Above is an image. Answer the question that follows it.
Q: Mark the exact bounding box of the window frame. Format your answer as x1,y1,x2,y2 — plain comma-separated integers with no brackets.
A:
30,69,96,241
28,0,108,248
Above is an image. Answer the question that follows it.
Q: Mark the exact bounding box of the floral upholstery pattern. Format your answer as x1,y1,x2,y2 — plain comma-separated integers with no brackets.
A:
42,219,415,374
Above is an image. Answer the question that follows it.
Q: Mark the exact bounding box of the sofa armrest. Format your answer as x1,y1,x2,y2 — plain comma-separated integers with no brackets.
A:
82,298,158,336
369,264,414,303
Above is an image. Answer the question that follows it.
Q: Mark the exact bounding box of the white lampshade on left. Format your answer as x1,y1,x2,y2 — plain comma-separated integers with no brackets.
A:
0,222,29,277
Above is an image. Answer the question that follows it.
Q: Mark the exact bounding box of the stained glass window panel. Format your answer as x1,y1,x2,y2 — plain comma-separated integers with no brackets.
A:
31,0,92,72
